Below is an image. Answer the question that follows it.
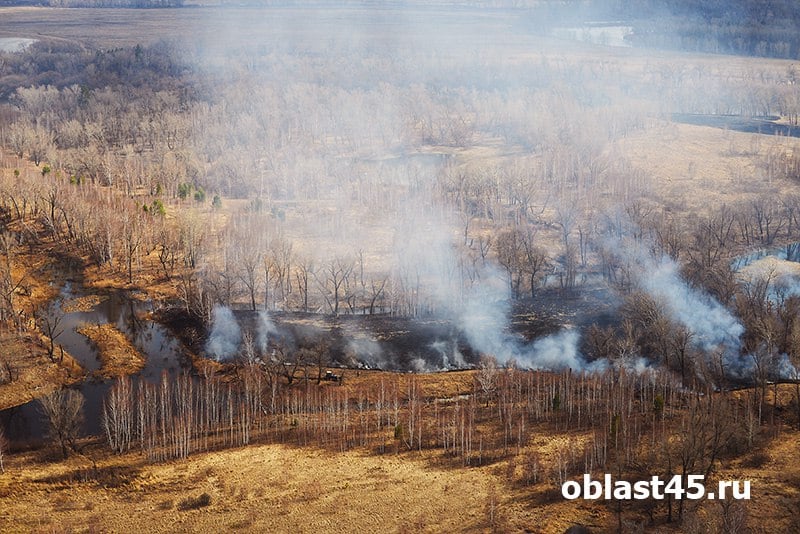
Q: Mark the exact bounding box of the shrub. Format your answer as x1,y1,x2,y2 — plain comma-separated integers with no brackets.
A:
741,450,770,468
178,492,211,511
177,182,192,200
0,358,13,384
653,394,664,416
151,199,166,216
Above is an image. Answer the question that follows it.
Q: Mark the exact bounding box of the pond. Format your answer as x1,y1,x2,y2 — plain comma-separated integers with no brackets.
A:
0,38,36,52
0,285,189,445
672,113,800,138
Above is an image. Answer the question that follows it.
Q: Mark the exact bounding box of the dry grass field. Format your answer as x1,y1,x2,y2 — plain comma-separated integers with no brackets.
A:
0,332,81,411
1,381,798,533
616,122,800,216
0,442,535,533
0,5,529,49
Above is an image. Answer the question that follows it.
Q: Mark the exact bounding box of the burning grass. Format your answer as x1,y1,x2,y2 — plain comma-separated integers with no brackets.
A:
1,9,800,532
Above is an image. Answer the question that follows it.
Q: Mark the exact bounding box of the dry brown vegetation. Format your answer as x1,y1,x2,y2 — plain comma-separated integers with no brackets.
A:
0,442,529,533
60,295,105,314
0,208,85,410
1,371,799,533
0,331,81,411
2,5,800,533
77,324,145,379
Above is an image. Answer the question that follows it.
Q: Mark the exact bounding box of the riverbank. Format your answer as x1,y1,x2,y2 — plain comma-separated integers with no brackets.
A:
77,324,146,379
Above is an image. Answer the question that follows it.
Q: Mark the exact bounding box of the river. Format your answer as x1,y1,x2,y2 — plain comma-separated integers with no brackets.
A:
0,285,189,444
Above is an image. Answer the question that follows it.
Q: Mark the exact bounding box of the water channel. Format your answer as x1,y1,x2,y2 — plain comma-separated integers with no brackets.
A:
0,284,189,444
3,240,799,445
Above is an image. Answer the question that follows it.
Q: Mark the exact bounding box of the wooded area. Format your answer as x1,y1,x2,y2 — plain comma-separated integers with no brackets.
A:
1,4,800,531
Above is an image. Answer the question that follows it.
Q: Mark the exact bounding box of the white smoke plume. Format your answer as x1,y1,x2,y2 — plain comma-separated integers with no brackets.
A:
771,274,800,302
456,270,514,361
734,256,800,380
521,329,610,372
388,188,617,372
205,305,242,361
410,357,431,373
346,337,385,369
641,257,743,354
606,237,747,375
430,339,467,369
256,310,278,354
391,193,601,371
619,356,653,375
738,255,800,304
526,330,586,370
777,353,800,380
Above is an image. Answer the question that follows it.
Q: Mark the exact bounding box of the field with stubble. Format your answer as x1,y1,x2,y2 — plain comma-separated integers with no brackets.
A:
0,443,524,533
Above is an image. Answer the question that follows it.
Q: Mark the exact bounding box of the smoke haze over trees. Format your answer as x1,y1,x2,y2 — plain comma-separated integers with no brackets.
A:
3,5,800,531
0,4,799,383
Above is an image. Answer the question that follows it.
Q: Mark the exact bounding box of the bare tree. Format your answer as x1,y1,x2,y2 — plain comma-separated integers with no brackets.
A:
37,303,65,361
273,344,309,385
103,376,135,454
0,425,6,473
672,394,736,520
155,223,180,280
0,356,14,385
367,276,387,314
241,330,258,365
314,256,354,316
476,355,498,406
120,207,146,284
718,499,749,534
556,202,578,250
39,387,85,459
178,211,206,270
670,325,695,388
496,228,525,298
749,196,786,246
294,256,314,313
312,340,331,384
268,236,294,307
0,232,24,326
235,242,263,312
519,227,549,298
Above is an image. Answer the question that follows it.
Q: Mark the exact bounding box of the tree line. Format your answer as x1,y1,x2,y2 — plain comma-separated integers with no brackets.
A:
25,358,785,529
